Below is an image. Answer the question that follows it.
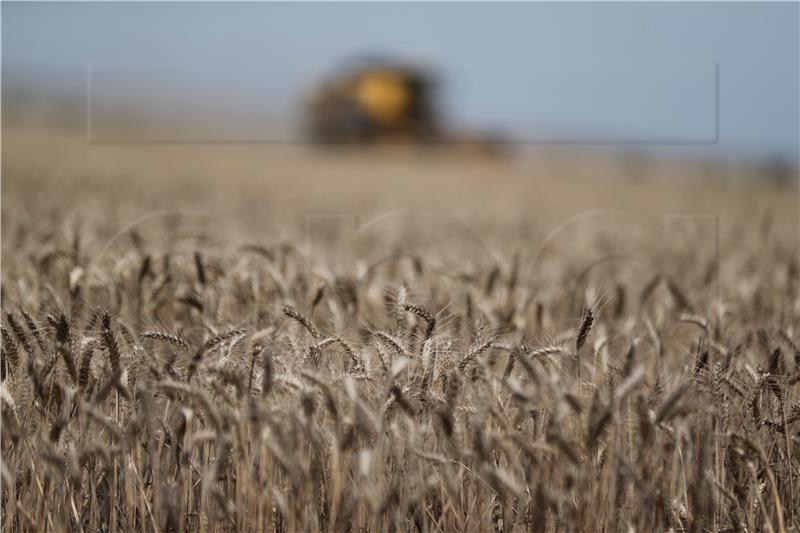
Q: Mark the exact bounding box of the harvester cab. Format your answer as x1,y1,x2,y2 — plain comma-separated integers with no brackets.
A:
307,59,440,145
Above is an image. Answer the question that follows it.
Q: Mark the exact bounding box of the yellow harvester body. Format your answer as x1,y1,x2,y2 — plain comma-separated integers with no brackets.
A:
308,63,438,145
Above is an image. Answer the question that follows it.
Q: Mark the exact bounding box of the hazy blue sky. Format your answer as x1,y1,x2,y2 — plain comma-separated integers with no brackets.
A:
3,2,798,162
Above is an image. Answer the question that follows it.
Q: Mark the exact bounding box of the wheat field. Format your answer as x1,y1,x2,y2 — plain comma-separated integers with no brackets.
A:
1,125,799,532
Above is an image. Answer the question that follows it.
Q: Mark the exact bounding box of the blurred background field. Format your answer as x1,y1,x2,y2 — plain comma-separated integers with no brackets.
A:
2,122,797,231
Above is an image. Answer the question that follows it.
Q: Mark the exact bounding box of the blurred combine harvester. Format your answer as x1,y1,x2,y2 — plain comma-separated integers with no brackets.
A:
308,58,438,144
307,57,504,155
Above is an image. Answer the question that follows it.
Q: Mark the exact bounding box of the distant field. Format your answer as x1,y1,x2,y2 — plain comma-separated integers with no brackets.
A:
1,124,798,532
